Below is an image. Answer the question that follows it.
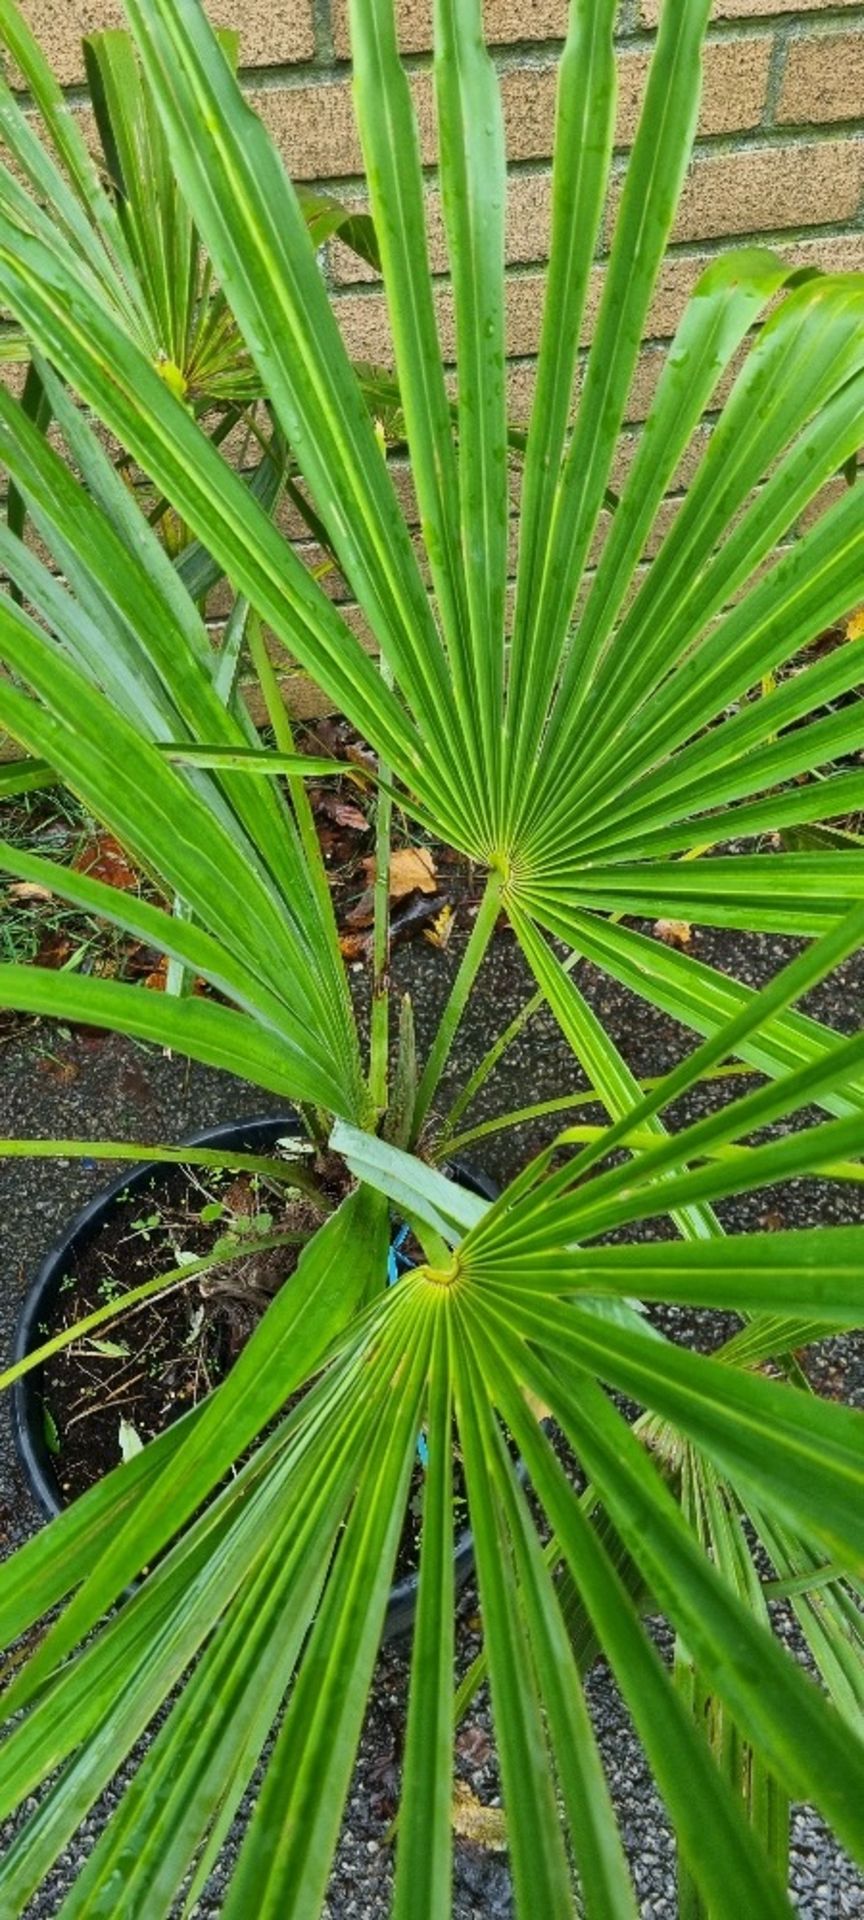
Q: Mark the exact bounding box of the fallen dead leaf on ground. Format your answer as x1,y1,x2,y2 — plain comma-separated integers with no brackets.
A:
34,931,73,970
455,1725,492,1768
8,881,54,902
345,742,376,774
423,902,455,949
142,955,209,997
392,892,446,945
654,918,692,948
452,1783,507,1851
313,791,369,832
362,846,437,900
144,955,169,993
74,833,140,893
37,1055,78,1083
338,930,371,961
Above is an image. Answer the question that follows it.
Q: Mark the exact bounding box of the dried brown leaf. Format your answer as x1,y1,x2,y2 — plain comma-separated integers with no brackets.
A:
318,794,368,832
654,919,692,949
452,1783,507,1851
37,1056,78,1084
362,846,437,900
423,903,456,950
75,833,140,893
344,892,375,931
339,930,370,961
8,881,54,902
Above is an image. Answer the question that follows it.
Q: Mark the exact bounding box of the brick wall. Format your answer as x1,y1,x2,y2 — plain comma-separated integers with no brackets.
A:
11,0,864,722
25,0,864,394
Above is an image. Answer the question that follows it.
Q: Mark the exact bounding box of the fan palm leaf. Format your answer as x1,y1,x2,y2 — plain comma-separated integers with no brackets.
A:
0,1,863,1912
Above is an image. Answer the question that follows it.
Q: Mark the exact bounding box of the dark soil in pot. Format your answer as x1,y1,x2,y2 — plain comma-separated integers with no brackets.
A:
13,1116,486,1635
37,1159,329,1499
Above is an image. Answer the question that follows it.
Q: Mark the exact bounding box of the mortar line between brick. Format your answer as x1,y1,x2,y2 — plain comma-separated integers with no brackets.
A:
279,120,864,206
312,0,335,68
329,216,864,301
44,77,864,175
763,22,792,126
641,4,864,29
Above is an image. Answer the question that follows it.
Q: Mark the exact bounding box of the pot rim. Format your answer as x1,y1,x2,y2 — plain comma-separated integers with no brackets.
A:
11,1112,496,1636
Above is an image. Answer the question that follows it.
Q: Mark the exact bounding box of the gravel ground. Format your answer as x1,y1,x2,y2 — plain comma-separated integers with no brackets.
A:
1,924,863,1916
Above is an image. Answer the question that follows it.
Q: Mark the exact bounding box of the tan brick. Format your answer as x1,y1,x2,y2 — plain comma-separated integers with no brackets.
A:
330,168,553,283
778,31,864,126
798,473,847,532
617,36,771,143
779,230,864,276
258,69,548,184
607,140,864,247
334,271,548,363
330,256,703,364
499,67,558,163
254,78,367,182
267,37,770,188
332,0,568,58
242,672,337,724
502,340,670,429
641,0,862,24
16,1,315,88
499,37,769,160
335,228,864,372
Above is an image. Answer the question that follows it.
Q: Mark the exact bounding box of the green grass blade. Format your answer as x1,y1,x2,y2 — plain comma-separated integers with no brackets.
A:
537,898,864,1199
0,653,352,1080
527,277,864,849
513,1294,864,1578
0,1188,390,1720
0,964,343,1109
514,910,721,1243
0,0,146,332
0,832,328,1052
552,251,791,725
0,754,54,797
471,1369,639,1917
44,1348,402,1918
332,1120,486,1242
483,1230,864,1328
83,27,197,370
538,852,864,937
0,212,446,820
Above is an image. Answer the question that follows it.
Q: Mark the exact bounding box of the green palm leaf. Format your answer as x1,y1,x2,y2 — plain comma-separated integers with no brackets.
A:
1,1,864,1911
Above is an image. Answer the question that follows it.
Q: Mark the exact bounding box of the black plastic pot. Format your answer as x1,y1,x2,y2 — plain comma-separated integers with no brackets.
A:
13,1114,496,1641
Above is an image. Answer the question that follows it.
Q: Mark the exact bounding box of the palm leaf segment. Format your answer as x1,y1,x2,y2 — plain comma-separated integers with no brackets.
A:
1,0,862,960
0,1,864,1913
0,2,378,407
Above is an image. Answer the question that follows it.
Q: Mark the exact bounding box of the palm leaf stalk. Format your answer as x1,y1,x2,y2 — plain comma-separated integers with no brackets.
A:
0,0,863,1910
